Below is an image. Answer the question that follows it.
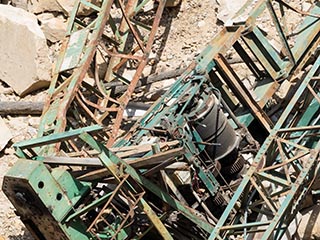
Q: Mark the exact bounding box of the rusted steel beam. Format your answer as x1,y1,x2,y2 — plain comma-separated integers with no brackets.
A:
37,0,169,152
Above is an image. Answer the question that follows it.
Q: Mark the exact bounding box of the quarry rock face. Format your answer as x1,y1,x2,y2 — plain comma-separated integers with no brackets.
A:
0,5,51,96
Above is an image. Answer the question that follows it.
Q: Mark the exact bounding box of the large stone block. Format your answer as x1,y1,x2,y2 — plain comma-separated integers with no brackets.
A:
0,5,51,96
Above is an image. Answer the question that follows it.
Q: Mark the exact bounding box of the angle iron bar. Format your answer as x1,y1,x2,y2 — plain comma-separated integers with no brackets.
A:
260,150,319,239
275,55,320,130
79,132,215,233
219,220,272,231
107,0,167,145
14,125,103,150
138,198,174,240
79,0,101,12
215,54,274,131
256,172,291,187
117,0,146,53
249,177,277,214
65,192,113,223
38,0,114,138
258,151,310,172
266,0,296,65
277,125,320,133
209,56,320,238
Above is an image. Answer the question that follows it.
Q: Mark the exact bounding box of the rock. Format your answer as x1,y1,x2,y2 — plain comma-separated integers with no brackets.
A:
301,2,312,12
197,20,206,28
11,0,101,16
33,0,63,13
56,0,77,16
37,13,67,42
276,80,292,100
165,0,182,7
295,204,320,239
217,0,247,23
0,117,12,152
11,0,63,14
57,0,103,16
0,5,51,96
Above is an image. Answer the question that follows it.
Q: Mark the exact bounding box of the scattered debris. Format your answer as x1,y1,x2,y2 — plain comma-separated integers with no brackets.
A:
1,0,320,239
0,102,44,115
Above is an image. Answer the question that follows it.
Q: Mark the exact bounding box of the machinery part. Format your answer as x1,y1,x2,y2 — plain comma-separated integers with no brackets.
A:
189,92,238,162
3,160,92,239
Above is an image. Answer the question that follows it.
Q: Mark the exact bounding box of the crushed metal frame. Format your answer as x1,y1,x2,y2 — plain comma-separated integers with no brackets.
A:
3,0,320,239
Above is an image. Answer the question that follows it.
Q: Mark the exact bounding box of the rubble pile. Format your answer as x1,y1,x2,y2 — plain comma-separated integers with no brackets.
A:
0,0,319,239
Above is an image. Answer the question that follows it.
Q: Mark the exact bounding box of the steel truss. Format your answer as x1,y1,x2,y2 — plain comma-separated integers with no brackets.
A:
38,0,168,153
209,55,320,239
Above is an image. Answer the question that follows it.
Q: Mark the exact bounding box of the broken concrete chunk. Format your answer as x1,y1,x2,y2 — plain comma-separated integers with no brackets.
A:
37,13,67,42
0,117,12,152
0,5,52,96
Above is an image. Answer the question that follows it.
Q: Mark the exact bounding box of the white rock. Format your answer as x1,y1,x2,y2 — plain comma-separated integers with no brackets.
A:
38,13,67,42
0,117,12,152
11,0,63,14
277,80,292,100
197,20,206,28
217,0,247,23
301,2,312,12
0,5,51,96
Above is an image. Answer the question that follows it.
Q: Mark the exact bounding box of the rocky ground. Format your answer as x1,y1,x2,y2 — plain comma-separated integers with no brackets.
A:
0,0,319,239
